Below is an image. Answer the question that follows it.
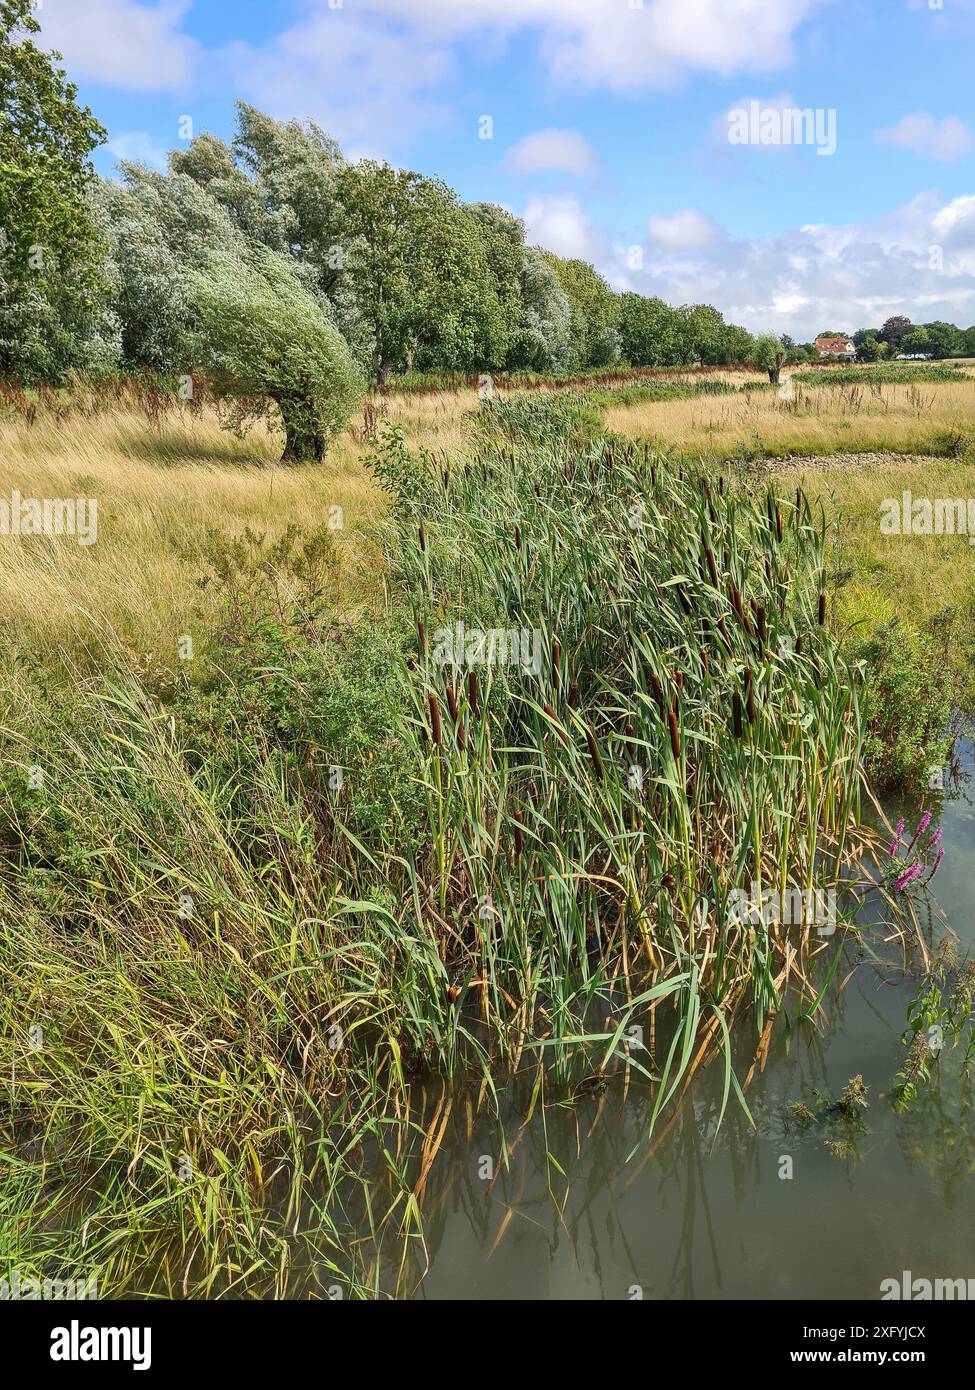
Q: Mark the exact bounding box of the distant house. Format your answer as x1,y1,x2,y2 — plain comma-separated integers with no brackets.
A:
815,335,856,358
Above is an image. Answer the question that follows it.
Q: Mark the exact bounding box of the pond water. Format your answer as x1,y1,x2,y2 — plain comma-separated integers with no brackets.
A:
402,740,975,1300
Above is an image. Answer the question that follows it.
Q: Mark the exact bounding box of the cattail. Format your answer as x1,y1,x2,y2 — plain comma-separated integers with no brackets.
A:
428,691,442,746
551,637,561,691
543,702,569,746
745,669,756,725
650,671,665,716
818,592,826,626
795,633,804,655
445,679,459,721
447,984,460,1005
457,718,466,753
468,670,479,716
513,808,524,857
514,524,522,549
568,681,580,708
719,474,725,495
732,691,743,738
756,604,767,646
668,702,681,762
775,504,783,544
585,724,604,780
417,615,426,657
703,541,719,588
418,523,427,553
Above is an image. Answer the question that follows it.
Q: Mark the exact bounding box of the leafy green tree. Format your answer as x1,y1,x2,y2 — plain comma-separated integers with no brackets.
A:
879,315,913,349
189,246,365,462
855,333,882,362
755,333,786,384
466,203,525,367
95,165,247,371
0,0,111,380
334,161,504,382
618,292,675,366
922,321,963,360
543,254,620,368
900,327,930,356
962,326,975,357
506,247,572,370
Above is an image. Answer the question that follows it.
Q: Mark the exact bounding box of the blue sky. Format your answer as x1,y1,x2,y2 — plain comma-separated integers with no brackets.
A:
36,0,975,339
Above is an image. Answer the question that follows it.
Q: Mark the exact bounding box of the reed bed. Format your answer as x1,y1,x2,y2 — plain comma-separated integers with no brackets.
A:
0,390,889,1296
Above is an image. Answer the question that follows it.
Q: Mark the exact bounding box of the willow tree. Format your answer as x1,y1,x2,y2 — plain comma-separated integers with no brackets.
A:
189,247,365,463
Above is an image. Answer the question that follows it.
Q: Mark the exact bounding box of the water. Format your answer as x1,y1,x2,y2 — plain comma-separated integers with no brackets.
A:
401,742,975,1300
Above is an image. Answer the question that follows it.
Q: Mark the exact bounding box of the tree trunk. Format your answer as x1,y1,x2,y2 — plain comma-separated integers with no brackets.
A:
277,395,326,464
768,366,781,385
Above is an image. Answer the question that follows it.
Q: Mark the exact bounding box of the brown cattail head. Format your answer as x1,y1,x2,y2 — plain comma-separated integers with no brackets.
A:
468,670,479,716
428,692,442,746
818,592,827,626
445,679,459,721
745,669,756,725
447,984,460,1005
650,671,665,715
543,702,569,746
704,541,719,588
585,725,604,780
668,702,681,763
775,504,783,544
514,524,522,549
417,615,426,657
719,474,725,495
551,637,561,691
756,604,767,647
513,808,524,858
457,718,466,753
795,633,804,655
732,691,743,739
568,681,580,708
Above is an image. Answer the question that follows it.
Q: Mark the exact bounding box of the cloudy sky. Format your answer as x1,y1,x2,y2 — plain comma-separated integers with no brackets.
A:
36,0,975,339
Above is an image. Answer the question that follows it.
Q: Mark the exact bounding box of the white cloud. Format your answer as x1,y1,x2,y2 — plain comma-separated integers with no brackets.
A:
362,0,827,89
602,194,975,339
523,194,600,260
505,129,596,176
875,113,975,162
106,131,170,170
223,12,453,155
648,209,721,252
37,0,197,91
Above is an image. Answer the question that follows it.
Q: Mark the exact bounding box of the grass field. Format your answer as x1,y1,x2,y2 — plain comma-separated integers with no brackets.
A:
605,376,975,463
0,389,474,668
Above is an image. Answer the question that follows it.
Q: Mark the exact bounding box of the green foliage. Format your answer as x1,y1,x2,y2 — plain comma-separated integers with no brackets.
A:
188,246,365,461
854,620,954,791
755,333,786,383
0,0,110,381
542,253,621,369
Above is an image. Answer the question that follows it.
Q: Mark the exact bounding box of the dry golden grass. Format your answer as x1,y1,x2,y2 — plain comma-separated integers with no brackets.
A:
605,377,975,461
0,390,473,669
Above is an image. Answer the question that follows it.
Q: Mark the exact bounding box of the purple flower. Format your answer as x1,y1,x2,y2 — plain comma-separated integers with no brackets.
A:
894,864,923,892
916,811,932,837
928,827,942,849
889,818,906,858
928,847,945,880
